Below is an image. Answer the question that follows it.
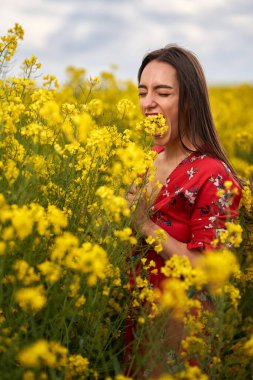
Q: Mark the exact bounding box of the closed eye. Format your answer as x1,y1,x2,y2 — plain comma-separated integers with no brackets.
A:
138,93,147,97
159,93,170,97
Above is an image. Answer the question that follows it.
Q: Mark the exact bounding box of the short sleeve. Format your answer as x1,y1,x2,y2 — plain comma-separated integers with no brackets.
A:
187,164,241,251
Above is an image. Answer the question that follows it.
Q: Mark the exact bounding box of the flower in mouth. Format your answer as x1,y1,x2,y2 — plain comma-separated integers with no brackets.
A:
137,114,169,137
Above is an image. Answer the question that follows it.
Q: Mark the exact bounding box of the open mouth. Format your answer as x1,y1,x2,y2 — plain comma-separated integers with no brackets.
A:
145,113,159,117
154,132,162,137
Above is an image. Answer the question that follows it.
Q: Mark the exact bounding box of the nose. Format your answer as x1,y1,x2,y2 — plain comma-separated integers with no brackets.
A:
141,93,157,112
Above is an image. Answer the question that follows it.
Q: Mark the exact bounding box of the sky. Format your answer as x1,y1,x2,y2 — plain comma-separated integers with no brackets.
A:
2,0,253,85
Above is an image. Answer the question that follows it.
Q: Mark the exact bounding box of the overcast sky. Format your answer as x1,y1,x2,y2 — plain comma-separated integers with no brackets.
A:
2,0,253,85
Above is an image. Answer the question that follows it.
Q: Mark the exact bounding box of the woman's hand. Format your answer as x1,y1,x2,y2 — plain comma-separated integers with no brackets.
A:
126,187,203,266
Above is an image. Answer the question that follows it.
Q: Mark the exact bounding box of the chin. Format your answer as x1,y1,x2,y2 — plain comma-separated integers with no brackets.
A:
153,138,167,146
153,134,169,145
153,130,171,146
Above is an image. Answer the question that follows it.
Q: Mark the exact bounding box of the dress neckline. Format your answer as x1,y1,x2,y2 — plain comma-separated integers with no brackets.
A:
151,147,201,205
164,151,197,185
152,145,199,185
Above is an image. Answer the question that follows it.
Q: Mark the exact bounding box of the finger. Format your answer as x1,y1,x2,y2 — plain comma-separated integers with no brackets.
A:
129,184,137,194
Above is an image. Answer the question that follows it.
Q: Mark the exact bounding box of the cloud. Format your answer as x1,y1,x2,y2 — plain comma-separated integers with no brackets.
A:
1,0,253,84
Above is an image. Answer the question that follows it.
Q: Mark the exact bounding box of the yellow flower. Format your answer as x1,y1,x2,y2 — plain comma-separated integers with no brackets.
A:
4,159,19,185
176,363,209,379
137,113,168,137
224,180,233,189
17,340,68,368
218,222,243,248
72,112,94,143
75,295,86,308
22,55,41,74
15,286,46,312
13,260,40,285
0,309,6,325
116,98,136,117
42,75,59,89
69,275,81,297
89,75,100,85
50,232,79,263
8,23,24,40
0,23,24,64
37,261,62,284
137,316,145,324
115,375,133,380
154,375,174,380
11,207,34,240
1,226,14,241
65,354,89,379
96,186,130,221
240,184,252,212
39,100,62,127
114,227,137,244
51,234,109,286
23,371,35,380
145,235,155,245
156,278,189,319
87,98,103,116
195,249,239,293
135,276,148,288
223,283,241,308
113,143,156,185
146,229,167,253
161,255,202,290
46,205,68,234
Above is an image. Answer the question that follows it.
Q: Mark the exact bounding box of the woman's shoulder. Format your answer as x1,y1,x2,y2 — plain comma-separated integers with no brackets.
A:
188,152,240,187
189,152,229,172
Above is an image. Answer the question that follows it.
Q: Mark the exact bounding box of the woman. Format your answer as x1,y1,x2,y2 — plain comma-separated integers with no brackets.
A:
125,44,242,377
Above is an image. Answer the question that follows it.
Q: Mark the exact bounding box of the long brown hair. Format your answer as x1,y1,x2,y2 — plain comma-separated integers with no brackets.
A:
138,44,243,186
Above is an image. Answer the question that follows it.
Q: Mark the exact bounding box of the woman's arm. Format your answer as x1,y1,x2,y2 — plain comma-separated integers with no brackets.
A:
128,193,202,266
141,218,203,266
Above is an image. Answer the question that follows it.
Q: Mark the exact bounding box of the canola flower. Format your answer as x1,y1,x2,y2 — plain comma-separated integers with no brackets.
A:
194,249,240,294
15,286,46,312
137,113,169,137
37,261,62,284
13,260,40,285
65,354,89,379
215,221,243,248
240,183,252,212
96,185,130,222
17,340,68,368
114,227,137,245
0,23,24,67
161,255,203,290
146,228,168,253
155,277,190,318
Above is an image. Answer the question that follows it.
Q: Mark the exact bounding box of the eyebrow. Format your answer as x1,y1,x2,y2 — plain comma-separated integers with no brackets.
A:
138,84,173,90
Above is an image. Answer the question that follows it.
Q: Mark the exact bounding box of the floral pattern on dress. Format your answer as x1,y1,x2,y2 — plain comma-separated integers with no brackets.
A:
187,166,198,180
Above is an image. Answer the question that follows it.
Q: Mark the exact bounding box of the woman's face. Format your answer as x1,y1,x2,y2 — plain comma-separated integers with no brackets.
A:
138,60,181,146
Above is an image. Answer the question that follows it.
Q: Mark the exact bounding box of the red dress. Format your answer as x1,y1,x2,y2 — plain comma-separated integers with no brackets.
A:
124,147,242,369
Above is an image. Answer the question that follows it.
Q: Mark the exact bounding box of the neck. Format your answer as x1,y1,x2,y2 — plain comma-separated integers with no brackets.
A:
163,138,194,159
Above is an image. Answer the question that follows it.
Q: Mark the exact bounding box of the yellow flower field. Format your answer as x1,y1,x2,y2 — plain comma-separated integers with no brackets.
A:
0,24,253,380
